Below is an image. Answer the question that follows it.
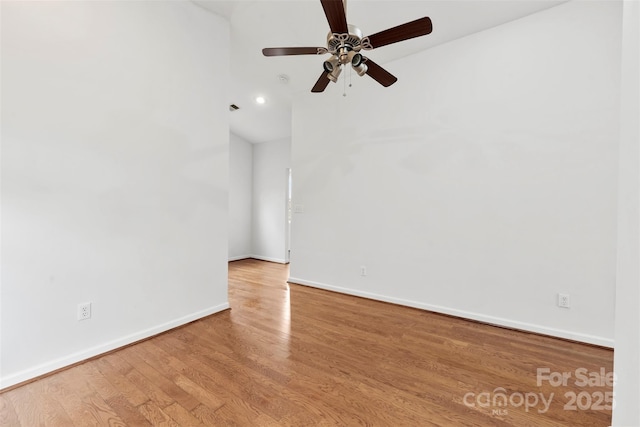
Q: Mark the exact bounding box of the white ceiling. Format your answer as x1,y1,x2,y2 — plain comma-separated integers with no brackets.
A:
194,0,566,144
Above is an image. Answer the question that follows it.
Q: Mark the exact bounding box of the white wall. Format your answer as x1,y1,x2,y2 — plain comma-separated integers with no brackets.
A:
229,133,253,260
290,1,621,346
0,1,229,388
612,0,640,424
251,138,292,263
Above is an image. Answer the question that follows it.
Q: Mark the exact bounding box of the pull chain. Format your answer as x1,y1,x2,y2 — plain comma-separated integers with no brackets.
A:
343,65,347,97
349,66,352,88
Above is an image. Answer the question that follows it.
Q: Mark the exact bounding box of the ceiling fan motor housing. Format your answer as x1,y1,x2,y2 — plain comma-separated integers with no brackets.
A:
327,24,363,61
325,24,368,77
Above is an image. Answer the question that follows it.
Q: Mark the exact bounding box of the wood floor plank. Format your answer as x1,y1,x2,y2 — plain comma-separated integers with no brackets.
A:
0,392,21,426
0,259,613,426
161,402,205,426
132,341,227,412
190,403,230,426
103,393,152,426
93,356,149,407
137,401,179,426
149,336,300,422
43,363,125,426
120,361,175,409
77,393,128,427
78,362,151,426
118,345,200,411
28,377,76,426
4,383,48,426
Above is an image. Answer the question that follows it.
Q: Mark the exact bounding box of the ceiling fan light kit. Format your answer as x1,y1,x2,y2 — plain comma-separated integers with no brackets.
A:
262,0,433,93
328,65,342,83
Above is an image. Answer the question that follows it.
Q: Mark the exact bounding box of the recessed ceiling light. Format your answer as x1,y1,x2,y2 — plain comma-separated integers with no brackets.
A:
255,96,266,105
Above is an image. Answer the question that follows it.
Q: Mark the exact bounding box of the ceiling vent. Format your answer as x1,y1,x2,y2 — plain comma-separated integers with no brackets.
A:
229,104,240,111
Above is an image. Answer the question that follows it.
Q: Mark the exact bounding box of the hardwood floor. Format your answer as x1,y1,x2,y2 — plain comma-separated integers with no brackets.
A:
1,259,613,426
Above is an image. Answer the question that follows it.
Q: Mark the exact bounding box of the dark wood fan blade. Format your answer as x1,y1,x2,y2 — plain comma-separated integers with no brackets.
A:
363,57,397,87
365,17,432,49
311,71,331,92
262,47,325,56
320,0,348,34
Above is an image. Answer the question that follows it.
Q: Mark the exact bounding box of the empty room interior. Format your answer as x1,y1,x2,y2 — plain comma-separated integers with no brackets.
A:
1,0,639,425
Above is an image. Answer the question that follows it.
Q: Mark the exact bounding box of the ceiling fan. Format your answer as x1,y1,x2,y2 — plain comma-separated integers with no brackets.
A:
262,0,433,93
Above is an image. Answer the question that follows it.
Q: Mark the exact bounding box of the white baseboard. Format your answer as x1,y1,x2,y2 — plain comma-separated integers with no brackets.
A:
287,277,614,348
0,302,230,390
250,255,288,264
228,255,252,261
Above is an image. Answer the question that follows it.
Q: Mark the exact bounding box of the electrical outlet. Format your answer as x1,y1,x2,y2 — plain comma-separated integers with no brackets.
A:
558,293,570,308
78,302,91,320
360,266,367,276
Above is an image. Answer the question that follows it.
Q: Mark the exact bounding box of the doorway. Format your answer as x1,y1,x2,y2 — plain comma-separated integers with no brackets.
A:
285,168,292,263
